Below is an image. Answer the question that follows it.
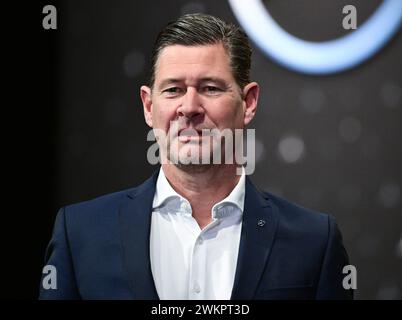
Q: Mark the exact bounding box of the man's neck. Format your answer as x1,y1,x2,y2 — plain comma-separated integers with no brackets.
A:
161,163,242,229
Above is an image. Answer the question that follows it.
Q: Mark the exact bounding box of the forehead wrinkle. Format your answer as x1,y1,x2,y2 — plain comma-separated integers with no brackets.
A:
155,44,231,70
159,43,229,62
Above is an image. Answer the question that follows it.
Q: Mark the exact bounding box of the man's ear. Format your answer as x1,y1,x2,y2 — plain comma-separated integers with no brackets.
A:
242,82,260,126
140,85,153,128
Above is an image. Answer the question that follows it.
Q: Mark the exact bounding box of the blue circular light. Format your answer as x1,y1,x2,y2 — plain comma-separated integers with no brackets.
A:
228,0,402,75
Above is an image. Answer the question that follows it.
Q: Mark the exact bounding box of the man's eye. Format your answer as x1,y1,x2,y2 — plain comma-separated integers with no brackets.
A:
204,86,222,94
162,87,182,95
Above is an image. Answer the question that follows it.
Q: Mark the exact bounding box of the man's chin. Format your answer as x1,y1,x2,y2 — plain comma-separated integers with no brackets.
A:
173,162,215,174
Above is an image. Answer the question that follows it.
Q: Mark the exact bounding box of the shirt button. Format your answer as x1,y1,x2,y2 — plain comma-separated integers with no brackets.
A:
197,238,203,245
193,283,201,293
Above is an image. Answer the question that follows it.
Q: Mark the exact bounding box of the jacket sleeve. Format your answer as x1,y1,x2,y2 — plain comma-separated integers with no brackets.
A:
39,208,81,299
315,215,354,300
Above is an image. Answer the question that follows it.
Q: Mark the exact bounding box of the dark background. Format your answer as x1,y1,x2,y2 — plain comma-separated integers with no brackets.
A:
6,0,401,299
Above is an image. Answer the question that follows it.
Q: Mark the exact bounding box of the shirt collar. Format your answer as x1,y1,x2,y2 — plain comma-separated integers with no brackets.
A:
152,167,187,209
152,167,246,220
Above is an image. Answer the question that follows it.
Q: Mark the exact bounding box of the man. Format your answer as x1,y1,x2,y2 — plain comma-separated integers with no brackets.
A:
39,13,353,300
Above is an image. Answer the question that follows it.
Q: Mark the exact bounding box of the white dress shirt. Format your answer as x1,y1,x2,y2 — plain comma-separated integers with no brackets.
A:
149,167,245,300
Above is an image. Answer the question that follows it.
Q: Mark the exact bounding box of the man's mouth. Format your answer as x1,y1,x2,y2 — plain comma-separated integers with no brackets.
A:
177,128,204,142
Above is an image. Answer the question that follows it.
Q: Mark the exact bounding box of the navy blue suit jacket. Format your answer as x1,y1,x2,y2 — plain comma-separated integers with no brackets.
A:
39,169,353,299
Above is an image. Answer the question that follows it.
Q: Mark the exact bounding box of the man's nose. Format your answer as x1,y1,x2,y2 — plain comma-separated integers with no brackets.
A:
176,87,204,119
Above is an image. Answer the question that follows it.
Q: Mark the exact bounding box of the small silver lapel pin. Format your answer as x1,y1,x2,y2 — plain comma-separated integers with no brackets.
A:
257,219,266,227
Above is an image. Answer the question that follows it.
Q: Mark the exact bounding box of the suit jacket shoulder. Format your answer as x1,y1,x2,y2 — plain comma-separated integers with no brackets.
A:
263,190,330,240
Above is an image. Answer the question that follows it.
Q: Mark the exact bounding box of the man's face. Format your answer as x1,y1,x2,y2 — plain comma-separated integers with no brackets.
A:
141,43,258,166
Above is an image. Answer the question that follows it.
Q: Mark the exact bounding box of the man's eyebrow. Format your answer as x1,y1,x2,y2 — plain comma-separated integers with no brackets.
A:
158,77,229,89
158,78,183,89
199,77,228,87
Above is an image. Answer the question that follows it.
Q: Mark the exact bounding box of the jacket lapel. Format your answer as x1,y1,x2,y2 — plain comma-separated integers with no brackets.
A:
230,177,279,299
119,169,160,299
